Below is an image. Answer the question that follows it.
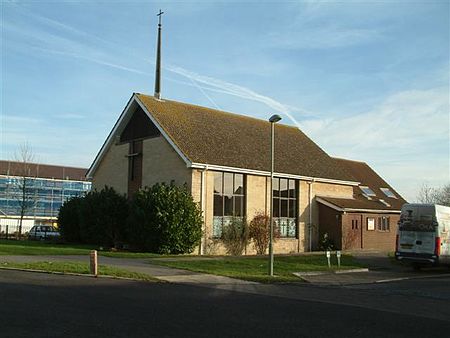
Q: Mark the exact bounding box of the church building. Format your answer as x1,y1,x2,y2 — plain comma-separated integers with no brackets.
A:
86,12,405,254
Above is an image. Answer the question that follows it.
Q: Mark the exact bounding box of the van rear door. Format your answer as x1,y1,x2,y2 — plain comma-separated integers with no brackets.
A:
398,205,437,255
398,230,435,254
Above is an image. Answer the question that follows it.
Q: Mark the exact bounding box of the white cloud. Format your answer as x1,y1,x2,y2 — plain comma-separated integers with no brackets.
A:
301,86,450,201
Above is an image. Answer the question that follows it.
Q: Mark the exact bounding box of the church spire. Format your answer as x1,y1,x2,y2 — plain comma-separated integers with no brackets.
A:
154,9,164,100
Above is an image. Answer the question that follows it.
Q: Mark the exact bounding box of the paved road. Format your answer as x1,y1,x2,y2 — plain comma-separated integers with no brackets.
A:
1,270,449,338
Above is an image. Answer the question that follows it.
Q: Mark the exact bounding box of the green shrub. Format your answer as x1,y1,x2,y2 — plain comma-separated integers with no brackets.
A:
79,186,128,247
318,232,335,251
59,186,128,247
127,183,202,254
221,217,249,256
58,196,83,242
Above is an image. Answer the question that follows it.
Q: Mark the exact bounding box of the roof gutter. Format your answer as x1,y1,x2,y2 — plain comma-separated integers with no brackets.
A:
190,162,359,186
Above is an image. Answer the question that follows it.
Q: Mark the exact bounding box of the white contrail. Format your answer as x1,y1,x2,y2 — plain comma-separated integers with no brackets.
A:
13,7,311,128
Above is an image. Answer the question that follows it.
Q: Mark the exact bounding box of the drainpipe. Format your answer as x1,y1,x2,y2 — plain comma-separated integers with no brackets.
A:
199,165,208,255
307,180,314,252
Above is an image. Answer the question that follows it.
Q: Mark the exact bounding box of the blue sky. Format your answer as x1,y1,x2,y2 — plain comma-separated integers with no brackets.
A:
1,0,449,201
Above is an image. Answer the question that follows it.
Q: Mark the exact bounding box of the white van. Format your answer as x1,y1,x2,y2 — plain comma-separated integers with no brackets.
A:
395,203,450,268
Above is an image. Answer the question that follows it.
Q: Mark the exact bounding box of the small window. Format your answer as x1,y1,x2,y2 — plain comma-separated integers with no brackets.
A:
359,186,376,196
376,217,390,232
367,218,375,231
380,188,397,199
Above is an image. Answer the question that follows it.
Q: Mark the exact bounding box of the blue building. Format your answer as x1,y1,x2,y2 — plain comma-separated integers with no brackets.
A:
0,160,91,235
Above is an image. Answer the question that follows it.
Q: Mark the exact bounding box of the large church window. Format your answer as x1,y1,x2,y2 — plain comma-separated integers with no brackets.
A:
272,177,298,238
213,172,245,238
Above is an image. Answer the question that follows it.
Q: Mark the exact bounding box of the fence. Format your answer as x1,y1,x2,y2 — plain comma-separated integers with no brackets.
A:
0,219,35,239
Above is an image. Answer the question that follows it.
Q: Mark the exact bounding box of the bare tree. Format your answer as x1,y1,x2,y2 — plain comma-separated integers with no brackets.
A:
416,183,450,207
435,184,450,206
13,143,37,238
416,183,438,203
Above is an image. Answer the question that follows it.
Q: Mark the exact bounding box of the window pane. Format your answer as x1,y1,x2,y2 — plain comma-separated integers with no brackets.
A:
273,198,280,217
281,199,288,217
287,219,296,238
272,178,279,197
289,199,296,218
224,195,233,216
213,217,223,238
280,179,288,198
224,173,233,196
213,172,223,194
213,195,223,216
234,196,243,217
288,180,296,198
234,174,244,195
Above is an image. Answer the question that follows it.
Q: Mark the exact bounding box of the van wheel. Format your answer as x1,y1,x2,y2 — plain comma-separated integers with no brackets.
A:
412,263,421,271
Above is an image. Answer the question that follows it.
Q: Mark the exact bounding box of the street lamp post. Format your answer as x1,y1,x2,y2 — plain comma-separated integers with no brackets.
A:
268,114,282,276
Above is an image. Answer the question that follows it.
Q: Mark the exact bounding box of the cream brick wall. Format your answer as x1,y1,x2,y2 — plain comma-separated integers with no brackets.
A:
92,142,129,195
141,136,191,189
299,181,353,251
246,175,269,220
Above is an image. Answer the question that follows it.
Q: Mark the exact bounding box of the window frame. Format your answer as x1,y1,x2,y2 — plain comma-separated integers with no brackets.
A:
213,172,246,238
380,187,397,199
359,186,376,196
272,177,298,238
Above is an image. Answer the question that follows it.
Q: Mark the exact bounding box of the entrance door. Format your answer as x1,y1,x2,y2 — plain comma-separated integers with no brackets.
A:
344,214,363,249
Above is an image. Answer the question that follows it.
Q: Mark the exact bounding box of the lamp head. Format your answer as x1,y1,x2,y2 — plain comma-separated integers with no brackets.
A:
269,114,282,123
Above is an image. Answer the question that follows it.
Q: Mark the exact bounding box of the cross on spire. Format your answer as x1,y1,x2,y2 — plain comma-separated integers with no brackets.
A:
157,9,164,26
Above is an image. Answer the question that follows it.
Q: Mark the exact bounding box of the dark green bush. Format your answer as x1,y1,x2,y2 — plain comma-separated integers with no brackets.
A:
58,196,83,242
58,186,128,247
318,232,335,251
127,183,203,254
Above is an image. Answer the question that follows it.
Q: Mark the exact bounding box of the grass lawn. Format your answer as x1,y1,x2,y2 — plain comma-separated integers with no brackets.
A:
0,261,157,281
149,254,365,283
0,240,159,258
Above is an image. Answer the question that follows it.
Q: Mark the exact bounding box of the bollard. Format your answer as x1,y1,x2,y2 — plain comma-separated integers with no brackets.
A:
90,250,98,277
326,251,331,268
336,250,341,269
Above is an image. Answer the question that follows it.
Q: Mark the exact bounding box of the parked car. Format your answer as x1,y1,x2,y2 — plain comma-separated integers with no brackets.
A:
28,225,60,240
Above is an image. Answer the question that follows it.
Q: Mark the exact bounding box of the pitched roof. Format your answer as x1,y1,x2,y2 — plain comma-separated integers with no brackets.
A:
317,158,407,212
135,94,355,183
0,160,89,181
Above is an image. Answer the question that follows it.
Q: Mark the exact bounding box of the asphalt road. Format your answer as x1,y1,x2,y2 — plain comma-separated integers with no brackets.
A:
1,270,449,338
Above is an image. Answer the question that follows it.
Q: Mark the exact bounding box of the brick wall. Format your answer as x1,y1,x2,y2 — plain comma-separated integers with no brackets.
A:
141,136,191,189
92,142,129,195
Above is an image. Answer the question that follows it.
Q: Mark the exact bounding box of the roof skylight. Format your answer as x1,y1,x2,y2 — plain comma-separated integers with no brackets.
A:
359,186,376,196
379,199,391,207
380,187,397,199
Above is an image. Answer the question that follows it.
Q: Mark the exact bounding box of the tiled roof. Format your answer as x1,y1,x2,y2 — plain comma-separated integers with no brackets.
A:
317,158,407,212
0,160,89,181
136,94,355,182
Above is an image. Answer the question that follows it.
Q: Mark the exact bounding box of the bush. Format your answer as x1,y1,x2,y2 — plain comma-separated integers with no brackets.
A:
318,232,335,251
127,183,202,254
58,196,83,243
221,217,249,256
248,212,272,255
58,186,128,247
79,186,128,247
